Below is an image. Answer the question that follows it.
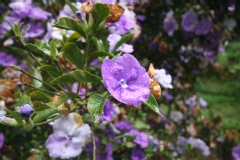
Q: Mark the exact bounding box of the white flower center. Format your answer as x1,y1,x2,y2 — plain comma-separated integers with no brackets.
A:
120,79,128,88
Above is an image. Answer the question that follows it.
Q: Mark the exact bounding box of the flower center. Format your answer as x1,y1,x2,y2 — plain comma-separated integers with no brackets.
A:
119,79,128,88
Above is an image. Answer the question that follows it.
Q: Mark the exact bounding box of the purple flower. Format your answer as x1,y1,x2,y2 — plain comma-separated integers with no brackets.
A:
186,137,210,156
101,54,150,107
24,22,45,38
131,147,145,160
129,129,149,148
199,98,207,107
28,6,51,20
181,11,198,32
0,133,4,149
115,120,133,132
232,145,240,160
185,95,197,107
97,143,113,160
163,17,177,36
20,104,34,118
107,34,133,53
101,99,114,121
0,52,17,67
45,113,92,159
194,19,212,35
109,14,134,35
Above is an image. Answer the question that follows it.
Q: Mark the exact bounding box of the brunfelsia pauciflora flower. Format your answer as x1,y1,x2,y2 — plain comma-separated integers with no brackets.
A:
0,2,163,159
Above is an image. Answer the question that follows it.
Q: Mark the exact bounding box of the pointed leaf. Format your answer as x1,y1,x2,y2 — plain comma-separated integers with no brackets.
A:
33,108,60,124
33,101,50,111
54,17,86,38
66,1,78,13
30,66,43,88
143,94,164,118
50,39,59,60
5,109,24,126
37,65,61,77
30,91,51,103
63,42,83,69
87,92,108,123
113,34,133,52
50,70,102,85
26,40,51,57
67,32,81,42
92,3,110,30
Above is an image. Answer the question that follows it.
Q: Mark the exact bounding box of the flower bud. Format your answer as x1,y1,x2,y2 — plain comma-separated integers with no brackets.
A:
10,64,22,71
20,104,34,118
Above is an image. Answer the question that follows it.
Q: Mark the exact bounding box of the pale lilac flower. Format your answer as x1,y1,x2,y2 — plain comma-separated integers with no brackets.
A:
181,11,198,32
232,145,240,160
164,17,177,36
20,104,34,118
58,2,83,19
101,54,150,107
101,99,115,121
153,69,173,89
45,113,92,159
107,34,134,53
131,147,145,160
199,98,207,107
186,137,210,156
129,129,149,148
194,19,212,35
0,52,17,67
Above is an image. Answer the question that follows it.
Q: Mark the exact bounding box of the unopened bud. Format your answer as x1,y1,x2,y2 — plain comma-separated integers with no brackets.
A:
20,104,34,118
10,65,22,71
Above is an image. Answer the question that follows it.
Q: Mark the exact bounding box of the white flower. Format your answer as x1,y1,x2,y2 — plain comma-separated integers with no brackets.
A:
153,69,173,89
169,111,183,123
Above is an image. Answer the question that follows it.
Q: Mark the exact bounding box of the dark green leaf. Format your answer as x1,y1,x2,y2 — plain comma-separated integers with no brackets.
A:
46,92,82,108
50,70,102,85
143,94,164,118
92,3,110,30
113,34,133,52
26,41,51,57
87,92,108,123
92,37,104,51
63,42,83,69
32,101,50,111
29,66,43,88
88,51,114,64
33,108,60,124
30,91,51,103
54,17,86,38
37,65,61,77
50,40,59,60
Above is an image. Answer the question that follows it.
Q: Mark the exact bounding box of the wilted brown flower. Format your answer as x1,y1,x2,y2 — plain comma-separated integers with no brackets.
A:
106,3,124,23
186,122,198,137
20,73,33,84
0,79,18,104
58,54,76,70
148,63,161,99
81,2,94,14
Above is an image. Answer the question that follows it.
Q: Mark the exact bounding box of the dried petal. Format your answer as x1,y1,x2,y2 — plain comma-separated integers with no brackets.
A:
106,3,124,23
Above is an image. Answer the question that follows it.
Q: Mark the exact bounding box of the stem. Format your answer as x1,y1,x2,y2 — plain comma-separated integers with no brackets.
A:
91,124,96,160
35,114,62,126
23,83,61,96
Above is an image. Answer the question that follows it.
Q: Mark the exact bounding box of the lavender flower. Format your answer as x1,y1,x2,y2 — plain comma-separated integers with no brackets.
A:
232,145,240,160
101,99,115,121
199,98,207,107
181,11,198,32
185,95,197,107
115,120,133,132
24,22,45,38
45,113,91,159
129,129,149,148
107,34,134,53
163,17,177,36
194,19,212,35
131,147,145,160
0,52,17,68
101,54,150,107
96,143,113,160
187,137,210,156
0,133,4,149
153,69,173,89
20,104,34,118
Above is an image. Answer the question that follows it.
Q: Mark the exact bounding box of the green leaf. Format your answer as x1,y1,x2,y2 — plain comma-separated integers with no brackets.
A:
87,92,108,124
143,94,164,118
54,17,86,38
50,70,102,85
29,66,43,88
92,37,104,51
32,101,50,111
113,34,133,52
66,32,81,42
5,109,24,126
88,51,114,64
33,108,60,124
46,92,82,108
37,65,61,77
92,3,110,30
13,23,21,36
30,91,51,103
26,41,51,57
63,42,83,69
50,40,59,60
